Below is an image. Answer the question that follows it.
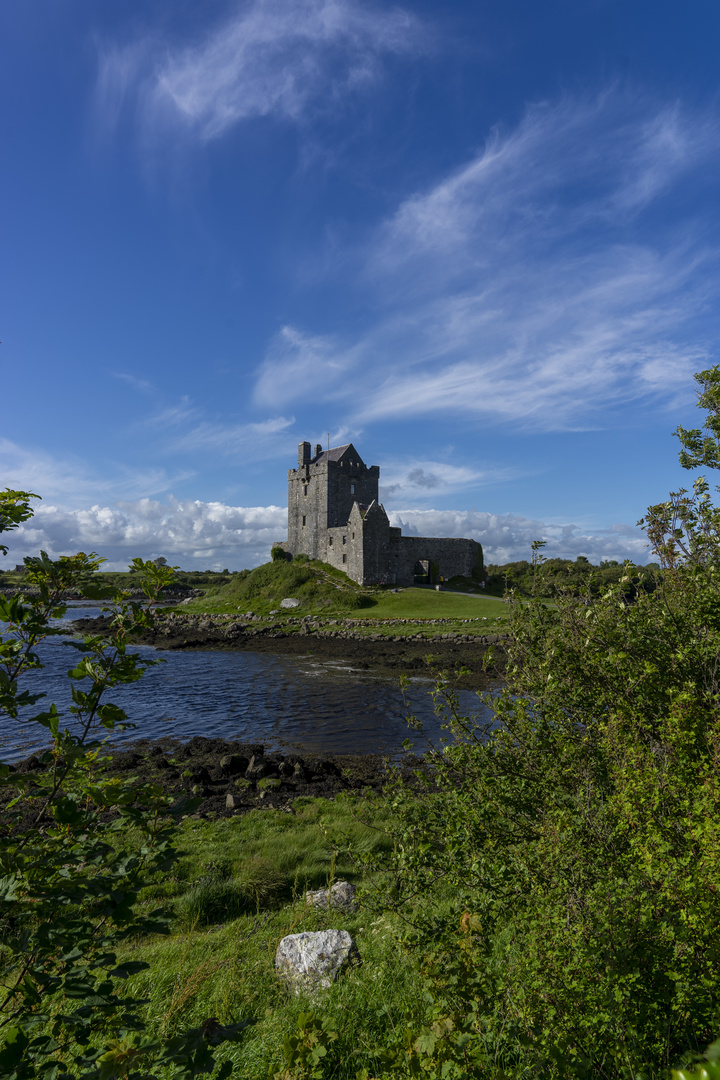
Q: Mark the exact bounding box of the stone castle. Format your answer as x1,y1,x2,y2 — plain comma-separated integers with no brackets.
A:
276,441,482,587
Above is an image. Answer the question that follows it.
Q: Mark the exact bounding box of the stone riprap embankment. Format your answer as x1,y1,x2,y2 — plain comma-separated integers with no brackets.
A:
69,610,507,689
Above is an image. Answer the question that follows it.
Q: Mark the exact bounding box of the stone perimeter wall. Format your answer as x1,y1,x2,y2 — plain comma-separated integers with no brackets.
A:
392,536,479,587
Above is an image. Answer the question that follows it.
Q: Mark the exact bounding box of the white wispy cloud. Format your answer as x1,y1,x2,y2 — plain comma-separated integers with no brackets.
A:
162,414,297,460
253,92,720,431
379,458,519,501
95,0,423,144
0,496,649,571
253,327,354,408
0,439,192,506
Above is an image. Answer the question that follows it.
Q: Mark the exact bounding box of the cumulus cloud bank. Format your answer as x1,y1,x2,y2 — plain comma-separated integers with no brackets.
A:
0,499,287,572
0,497,650,572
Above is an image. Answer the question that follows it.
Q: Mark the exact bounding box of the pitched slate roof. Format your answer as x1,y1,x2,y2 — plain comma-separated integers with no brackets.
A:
312,443,364,465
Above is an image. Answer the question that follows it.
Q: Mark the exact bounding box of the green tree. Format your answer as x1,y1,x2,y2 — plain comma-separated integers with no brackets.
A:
0,490,245,1079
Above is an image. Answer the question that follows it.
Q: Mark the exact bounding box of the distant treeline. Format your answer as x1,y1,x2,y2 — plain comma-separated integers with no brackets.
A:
484,556,659,598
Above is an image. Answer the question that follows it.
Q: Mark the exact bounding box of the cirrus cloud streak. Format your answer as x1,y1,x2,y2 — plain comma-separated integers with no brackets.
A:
255,92,720,431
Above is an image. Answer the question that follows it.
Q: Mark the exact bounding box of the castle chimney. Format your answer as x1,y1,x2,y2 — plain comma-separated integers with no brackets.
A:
298,441,311,467
314,443,323,459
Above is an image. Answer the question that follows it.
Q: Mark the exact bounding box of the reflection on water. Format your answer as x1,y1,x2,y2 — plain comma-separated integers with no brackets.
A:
0,607,490,761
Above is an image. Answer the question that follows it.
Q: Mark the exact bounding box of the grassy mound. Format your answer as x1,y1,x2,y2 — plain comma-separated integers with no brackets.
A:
205,557,378,614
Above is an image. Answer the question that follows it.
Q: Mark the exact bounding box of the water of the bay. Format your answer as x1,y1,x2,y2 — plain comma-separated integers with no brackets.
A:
1,606,490,762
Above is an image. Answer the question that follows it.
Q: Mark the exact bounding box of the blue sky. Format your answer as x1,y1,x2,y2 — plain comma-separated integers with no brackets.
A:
3,0,720,569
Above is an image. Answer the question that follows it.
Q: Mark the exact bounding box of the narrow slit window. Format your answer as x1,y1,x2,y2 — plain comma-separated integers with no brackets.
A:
302,516,306,526
350,483,355,494
342,536,347,545
342,554,347,564
303,485,308,495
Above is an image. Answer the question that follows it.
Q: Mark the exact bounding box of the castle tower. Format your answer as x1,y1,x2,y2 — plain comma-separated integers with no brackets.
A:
287,441,380,561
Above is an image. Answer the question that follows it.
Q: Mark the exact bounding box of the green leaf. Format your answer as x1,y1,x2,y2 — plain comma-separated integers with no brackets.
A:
0,1026,30,1069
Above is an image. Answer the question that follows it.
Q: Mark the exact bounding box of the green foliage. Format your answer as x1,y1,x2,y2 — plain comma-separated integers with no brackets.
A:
672,1038,720,1080
675,365,720,471
0,492,241,1078
0,489,38,556
272,546,289,562
484,554,656,598
272,1012,339,1079
352,371,720,1076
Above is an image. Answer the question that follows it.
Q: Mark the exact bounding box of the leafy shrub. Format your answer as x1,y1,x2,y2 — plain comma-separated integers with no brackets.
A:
0,492,243,1078
359,368,720,1076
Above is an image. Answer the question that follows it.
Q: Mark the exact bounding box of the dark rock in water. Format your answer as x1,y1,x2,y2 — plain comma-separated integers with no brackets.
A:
245,754,268,779
220,754,248,776
149,746,164,758
243,744,265,757
306,757,340,778
278,760,295,777
293,762,308,781
188,736,208,753
191,765,212,785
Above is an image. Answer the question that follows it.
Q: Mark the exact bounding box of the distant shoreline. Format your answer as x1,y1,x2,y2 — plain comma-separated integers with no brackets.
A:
68,611,507,691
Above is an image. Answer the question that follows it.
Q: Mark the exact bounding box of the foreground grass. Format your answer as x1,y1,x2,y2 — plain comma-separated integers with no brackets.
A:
119,796,423,1078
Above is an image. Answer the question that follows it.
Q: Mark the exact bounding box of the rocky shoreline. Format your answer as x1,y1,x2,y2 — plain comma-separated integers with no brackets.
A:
69,610,507,690
8,735,420,825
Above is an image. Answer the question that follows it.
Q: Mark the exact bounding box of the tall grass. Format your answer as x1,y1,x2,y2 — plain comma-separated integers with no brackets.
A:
119,796,425,1078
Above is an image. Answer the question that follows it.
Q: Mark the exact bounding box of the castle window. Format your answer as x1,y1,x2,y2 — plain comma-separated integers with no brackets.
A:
342,554,347,564
303,485,308,495
342,536,346,545
302,516,306,526
352,531,355,539
329,536,333,545
350,483,355,494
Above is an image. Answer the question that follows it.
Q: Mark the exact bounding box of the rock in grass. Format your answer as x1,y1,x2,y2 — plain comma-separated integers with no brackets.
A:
305,881,357,911
275,930,359,995
280,597,301,608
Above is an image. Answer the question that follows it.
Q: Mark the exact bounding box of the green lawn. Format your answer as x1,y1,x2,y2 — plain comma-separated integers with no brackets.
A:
346,587,506,621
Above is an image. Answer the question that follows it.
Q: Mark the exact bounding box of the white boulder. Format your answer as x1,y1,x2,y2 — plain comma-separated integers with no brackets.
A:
280,597,301,608
305,881,357,911
275,929,359,995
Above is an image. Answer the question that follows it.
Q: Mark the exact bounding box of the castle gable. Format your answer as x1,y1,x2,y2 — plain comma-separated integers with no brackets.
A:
312,443,364,467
